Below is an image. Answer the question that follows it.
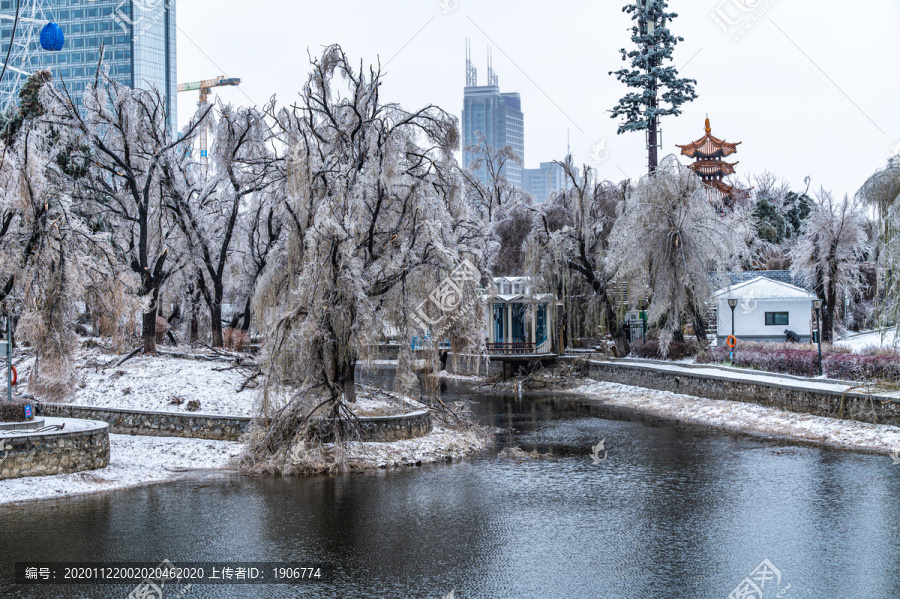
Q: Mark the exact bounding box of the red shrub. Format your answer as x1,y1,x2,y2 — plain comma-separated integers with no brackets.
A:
698,345,900,382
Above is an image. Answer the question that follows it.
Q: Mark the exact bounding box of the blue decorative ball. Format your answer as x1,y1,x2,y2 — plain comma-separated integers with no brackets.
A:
40,22,65,51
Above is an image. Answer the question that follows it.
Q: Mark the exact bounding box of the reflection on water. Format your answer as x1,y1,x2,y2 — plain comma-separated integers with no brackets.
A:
2,372,900,598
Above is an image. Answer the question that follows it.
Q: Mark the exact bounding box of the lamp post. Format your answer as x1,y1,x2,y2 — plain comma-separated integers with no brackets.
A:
727,298,738,363
812,299,823,376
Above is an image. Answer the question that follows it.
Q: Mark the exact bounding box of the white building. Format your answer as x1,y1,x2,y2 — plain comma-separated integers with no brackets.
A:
715,276,818,344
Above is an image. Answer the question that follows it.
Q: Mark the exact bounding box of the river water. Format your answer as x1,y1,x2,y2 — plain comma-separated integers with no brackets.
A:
2,374,899,598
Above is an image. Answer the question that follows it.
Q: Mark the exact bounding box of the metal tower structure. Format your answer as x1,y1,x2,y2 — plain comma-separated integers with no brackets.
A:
0,0,53,115
465,38,477,87
486,47,498,87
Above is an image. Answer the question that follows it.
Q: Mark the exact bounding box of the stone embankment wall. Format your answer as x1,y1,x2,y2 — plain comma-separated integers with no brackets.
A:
308,410,433,443
40,404,249,441
0,422,109,480
39,404,433,443
576,359,900,426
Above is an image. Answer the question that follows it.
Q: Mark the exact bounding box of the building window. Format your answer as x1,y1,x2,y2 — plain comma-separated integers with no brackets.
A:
765,312,789,326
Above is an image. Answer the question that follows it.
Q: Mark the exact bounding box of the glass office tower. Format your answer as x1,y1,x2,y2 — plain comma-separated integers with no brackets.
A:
0,0,177,132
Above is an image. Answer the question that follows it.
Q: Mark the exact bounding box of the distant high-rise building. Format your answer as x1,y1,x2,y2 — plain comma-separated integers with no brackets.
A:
461,41,524,189
0,0,177,132
523,161,568,202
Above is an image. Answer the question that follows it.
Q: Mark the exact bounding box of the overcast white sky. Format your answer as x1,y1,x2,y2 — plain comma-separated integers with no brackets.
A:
175,0,900,199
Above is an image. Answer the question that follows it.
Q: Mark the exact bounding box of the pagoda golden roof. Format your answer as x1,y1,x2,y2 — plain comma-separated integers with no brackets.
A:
677,118,741,159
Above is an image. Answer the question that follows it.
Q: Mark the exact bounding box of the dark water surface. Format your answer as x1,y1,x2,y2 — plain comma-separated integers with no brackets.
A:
2,374,900,598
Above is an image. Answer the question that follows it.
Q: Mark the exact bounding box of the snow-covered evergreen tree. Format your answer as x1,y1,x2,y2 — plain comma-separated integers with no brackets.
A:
610,0,697,173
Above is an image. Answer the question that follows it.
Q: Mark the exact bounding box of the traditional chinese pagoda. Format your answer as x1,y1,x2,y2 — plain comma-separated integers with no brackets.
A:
677,117,741,202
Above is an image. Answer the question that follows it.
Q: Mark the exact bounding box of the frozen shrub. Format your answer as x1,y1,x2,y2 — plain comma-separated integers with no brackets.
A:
697,343,900,382
0,399,33,422
631,340,700,360
223,327,248,352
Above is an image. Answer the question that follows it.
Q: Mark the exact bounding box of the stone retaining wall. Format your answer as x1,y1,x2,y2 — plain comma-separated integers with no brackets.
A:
574,358,900,426
0,421,109,480
308,410,433,443
39,404,249,441
38,404,433,443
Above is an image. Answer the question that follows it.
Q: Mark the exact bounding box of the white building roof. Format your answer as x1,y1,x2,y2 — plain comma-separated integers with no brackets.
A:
714,276,817,301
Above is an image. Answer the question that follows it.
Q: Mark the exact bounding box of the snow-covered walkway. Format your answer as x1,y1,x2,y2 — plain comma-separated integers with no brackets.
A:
609,357,900,397
574,379,900,456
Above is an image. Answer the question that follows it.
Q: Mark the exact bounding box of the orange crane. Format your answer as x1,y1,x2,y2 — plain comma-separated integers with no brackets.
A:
177,76,241,177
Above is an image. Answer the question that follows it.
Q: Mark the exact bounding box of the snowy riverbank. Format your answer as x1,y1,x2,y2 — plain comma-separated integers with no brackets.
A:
574,379,900,456
0,434,242,505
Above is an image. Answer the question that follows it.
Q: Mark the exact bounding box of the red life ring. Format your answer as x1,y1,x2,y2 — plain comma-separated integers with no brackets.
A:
10,365,17,386
726,335,737,349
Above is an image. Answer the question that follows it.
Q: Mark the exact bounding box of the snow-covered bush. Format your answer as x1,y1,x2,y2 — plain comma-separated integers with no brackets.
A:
630,339,700,360
697,343,900,381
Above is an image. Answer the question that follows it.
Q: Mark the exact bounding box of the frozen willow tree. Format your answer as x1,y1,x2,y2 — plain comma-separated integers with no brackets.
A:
609,156,748,354
0,71,136,397
249,45,485,461
44,60,208,354
525,157,630,356
164,102,276,347
790,190,868,342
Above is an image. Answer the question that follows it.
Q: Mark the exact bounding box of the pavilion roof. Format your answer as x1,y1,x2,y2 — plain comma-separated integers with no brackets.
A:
677,118,741,158
688,160,739,177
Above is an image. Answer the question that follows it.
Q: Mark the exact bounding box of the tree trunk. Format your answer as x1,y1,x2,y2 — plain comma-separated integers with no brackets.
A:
603,298,630,357
210,301,224,348
823,288,837,343
338,355,357,403
692,307,708,347
647,96,658,173
240,295,253,331
142,301,157,355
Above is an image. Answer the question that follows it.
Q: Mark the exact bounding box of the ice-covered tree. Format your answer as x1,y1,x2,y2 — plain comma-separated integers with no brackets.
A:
164,102,276,347
44,62,208,354
790,191,869,342
609,156,748,354
0,72,137,397
859,162,900,244
526,157,630,356
460,133,523,225
252,45,486,423
610,0,697,173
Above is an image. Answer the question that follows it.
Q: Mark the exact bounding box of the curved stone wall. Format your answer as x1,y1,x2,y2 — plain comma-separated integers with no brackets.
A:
39,404,433,443
0,418,109,480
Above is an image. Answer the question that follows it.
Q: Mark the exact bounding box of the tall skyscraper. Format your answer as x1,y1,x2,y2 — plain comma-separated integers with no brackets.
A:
523,161,568,202
0,0,177,132
461,41,524,189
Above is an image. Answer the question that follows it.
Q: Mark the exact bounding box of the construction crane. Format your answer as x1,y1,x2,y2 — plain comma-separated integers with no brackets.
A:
177,76,241,178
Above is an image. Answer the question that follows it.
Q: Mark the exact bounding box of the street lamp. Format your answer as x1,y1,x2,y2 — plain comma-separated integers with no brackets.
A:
727,298,738,363
812,299,823,376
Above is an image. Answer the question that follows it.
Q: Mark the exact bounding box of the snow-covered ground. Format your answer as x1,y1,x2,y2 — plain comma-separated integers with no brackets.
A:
61,351,257,416
574,379,900,455
343,427,488,470
0,434,242,505
835,329,898,353
24,349,422,418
